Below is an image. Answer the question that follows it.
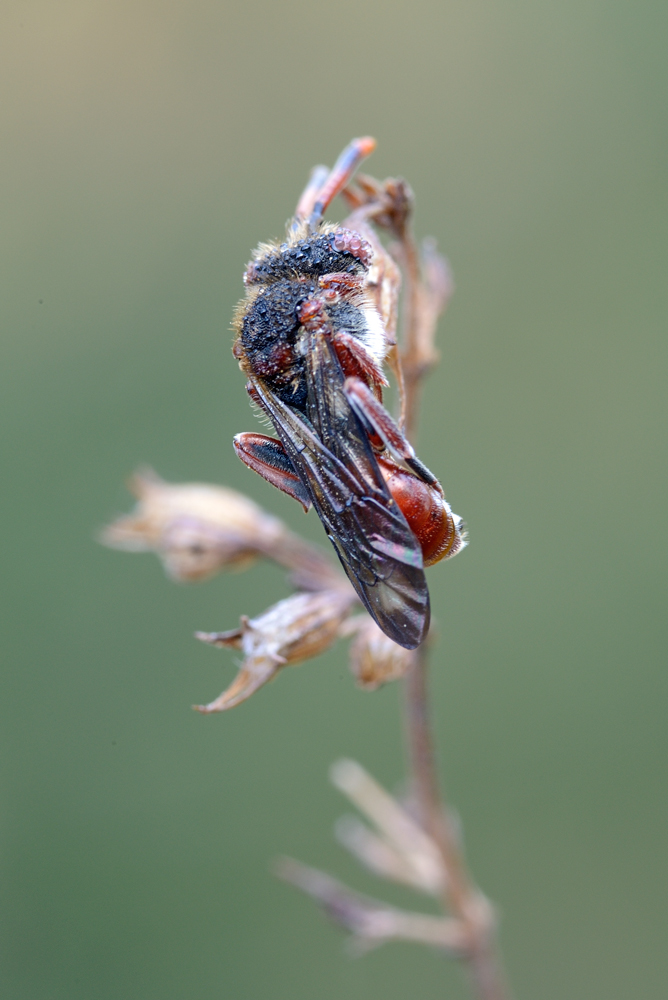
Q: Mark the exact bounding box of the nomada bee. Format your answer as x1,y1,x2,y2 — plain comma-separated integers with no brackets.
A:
231,138,465,649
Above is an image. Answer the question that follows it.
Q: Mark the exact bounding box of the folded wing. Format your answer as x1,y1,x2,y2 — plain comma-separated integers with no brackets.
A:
252,332,429,649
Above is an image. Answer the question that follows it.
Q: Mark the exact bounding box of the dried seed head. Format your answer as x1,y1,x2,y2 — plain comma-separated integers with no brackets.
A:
346,617,417,690
194,588,357,712
331,759,446,895
100,469,289,582
275,858,466,955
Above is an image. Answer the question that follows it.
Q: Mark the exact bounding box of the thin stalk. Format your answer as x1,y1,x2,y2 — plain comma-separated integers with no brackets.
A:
398,217,510,1000
398,227,424,443
403,651,509,1000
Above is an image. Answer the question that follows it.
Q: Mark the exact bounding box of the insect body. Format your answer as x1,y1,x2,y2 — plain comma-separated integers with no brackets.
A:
231,139,465,649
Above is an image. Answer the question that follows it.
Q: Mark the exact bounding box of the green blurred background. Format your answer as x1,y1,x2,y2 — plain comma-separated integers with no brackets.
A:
2,1,666,997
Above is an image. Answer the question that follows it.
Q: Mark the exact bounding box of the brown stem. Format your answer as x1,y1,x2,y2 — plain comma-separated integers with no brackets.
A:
403,651,509,1000
397,206,510,1000
398,229,424,443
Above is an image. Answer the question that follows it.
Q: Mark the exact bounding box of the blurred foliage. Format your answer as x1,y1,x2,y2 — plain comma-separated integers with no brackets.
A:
1,1,666,998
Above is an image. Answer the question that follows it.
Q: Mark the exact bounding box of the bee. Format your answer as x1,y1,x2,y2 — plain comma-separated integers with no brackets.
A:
231,139,465,649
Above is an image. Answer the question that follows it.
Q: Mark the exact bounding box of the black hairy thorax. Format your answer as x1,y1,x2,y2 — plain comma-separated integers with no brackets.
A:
238,233,371,410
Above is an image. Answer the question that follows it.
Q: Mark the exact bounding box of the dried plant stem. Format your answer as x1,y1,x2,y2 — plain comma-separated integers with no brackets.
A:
104,150,510,994
398,219,509,1000
404,651,508,1000
398,228,425,442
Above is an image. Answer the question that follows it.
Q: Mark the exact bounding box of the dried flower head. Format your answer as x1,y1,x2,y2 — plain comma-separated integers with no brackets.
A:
331,759,445,896
345,616,417,691
194,588,357,712
275,857,466,956
101,468,340,589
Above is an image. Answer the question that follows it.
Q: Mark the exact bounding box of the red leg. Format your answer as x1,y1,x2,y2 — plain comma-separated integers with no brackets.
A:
298,292,388,399
317,272,365,297
343,377,441,489
331,331,388,398
343,382,466,566
233,433,312,512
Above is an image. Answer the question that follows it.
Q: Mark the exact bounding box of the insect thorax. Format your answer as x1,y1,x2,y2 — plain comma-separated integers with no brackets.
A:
237,233,371,410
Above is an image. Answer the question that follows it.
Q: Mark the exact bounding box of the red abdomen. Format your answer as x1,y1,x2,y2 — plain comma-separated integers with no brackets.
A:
377,458,463,566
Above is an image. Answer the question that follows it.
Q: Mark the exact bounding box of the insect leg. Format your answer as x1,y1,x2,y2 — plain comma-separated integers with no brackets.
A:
318,272,365,296
331,330,388,398
343,377,442,491
233,433,312,512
